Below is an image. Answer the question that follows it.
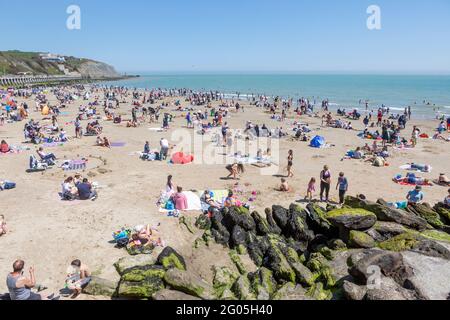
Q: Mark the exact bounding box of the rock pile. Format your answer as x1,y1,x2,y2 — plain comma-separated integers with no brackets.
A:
84,196,450,300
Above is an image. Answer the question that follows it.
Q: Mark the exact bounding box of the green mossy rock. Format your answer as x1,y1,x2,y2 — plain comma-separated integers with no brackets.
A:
264,244,296,283
195,214,212,230
407,203,445,229
348,231,376,249
164,269,215,300
378,232,421,252
290,262,315,287
326,208,377,231
118,265,166,299
229,250,247,275
421,230,450,243
83,276,118,297
231,275,256,300
306,282,333,300
272,283,311,300
114,255,158,275
250,267,277,300
121,265,166,282
179,216,195,234
157,247,187,271
212,266,239,299
434,203,450,224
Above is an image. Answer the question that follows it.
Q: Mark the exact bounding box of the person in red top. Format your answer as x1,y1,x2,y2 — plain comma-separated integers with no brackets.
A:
0,140,10,153
172,186,188,211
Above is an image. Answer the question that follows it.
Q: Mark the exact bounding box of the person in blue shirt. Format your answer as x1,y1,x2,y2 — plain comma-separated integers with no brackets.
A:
407,186,424,205
336,172,349,204
76,178,97,201
143,141,150,154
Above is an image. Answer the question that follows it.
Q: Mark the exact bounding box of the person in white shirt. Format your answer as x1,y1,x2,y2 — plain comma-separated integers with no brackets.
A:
160,138,170,161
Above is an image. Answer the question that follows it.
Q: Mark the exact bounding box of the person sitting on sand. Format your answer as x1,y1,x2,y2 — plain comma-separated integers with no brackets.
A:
61,177,78,201
0,214,7,236
96,136,105,147
226,163,245,180
103,137,111,148
7,260,58,300
76,178,97,201
224,190,238,207
171,186,188,211
278,178,291,192
201,190,220,208
445,189,450,208
65,260,91,299
1,140,11,153
407,186,424,205
96,136,110,148
144,141,150,154
438,174,450,186
37,147,57,163
131,225,164,248
433,132,450,141
165,175,176,196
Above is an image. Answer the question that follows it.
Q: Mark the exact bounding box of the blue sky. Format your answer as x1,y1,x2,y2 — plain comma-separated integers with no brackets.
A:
2,0,450,73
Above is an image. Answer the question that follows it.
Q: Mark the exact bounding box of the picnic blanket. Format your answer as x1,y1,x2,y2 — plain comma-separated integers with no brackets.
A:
229,155,272,165
111,142,127,147
158,191,202,213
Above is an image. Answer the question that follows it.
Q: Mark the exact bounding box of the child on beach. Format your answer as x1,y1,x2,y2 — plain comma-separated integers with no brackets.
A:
0,215,7,236
278,178,291,192
306,178,316,201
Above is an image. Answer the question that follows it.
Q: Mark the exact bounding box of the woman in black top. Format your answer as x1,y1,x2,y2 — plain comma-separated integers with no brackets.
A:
320,165,331,202
287,150,294,178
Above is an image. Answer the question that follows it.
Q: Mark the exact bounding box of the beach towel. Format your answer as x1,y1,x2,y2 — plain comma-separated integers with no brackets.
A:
61,159,87,171
111,142,127,147
400,164,433,173
44,142,64,148
229,155,272,165
393,179,433,187
148,127,164,132
158,191,202,213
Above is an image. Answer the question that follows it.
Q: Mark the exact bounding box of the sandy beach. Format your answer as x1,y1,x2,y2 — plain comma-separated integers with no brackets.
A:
0,86,449,299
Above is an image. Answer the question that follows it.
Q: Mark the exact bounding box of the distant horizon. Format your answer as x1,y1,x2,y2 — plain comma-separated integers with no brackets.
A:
121,71,450,76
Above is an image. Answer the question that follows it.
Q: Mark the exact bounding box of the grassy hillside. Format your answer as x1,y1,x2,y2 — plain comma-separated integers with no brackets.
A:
0,51,63,75
0,51,119,78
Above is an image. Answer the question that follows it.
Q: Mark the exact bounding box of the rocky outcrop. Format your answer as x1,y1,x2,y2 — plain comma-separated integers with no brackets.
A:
107,197,450,301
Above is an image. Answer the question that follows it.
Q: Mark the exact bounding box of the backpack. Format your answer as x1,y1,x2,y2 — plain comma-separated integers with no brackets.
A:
165,200,175,211
116,238,129,248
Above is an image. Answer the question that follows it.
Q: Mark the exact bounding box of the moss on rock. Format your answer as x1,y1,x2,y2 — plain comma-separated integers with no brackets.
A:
327,208,377,218
306,282,333,300
378,232,421,252
348,231,376,249
229,250,247,275
421,230,450,243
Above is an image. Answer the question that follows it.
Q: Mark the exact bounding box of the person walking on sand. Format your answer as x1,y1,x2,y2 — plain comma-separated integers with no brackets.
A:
336,172,349,204
320,165,332,202
305,178,316,202
286,150,294,178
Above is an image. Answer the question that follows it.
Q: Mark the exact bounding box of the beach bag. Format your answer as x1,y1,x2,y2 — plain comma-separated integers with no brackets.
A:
116,238,129,249
3,182,16,190
165,200,175,211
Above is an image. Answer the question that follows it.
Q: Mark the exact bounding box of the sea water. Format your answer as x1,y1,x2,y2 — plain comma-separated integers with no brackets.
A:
100,74,450,119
